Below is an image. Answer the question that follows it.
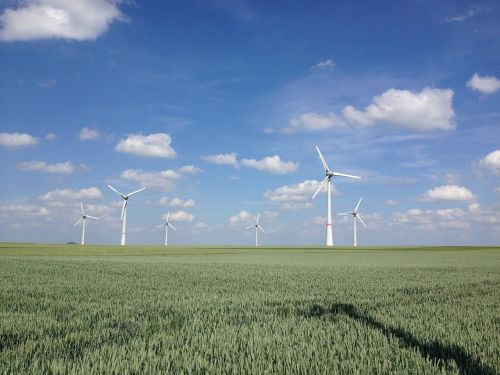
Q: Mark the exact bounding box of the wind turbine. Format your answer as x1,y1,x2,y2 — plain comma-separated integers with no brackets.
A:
246,214,265,247
107,184,146,246
338,197,366,247
157,212,176,246
73,202,99,245
312,145,361,246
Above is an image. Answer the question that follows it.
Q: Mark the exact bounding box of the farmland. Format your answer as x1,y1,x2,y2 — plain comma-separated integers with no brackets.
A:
0,244,499,374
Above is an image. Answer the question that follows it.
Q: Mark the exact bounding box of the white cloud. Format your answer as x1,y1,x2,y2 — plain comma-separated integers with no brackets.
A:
264,180,332,202
39,187,103,201
241,155,299,174
159,197,195,208
0,132,38,148
311,59,335,71
115,133,176,158
178,165,201,174
495,188,500,195
44,133,56,141
467,73,500,95
392,208,469,230
288,112,342,131
121,169,180,190
0,0,123,42
17,161,74,174
0,204,51,217
343,87,455,132
419,185,475,202
385,199,399,206
79,127,99,141
202,153,239,168
165,210,194,222
194,222,208,229
478,150,500,175
229,210,253,224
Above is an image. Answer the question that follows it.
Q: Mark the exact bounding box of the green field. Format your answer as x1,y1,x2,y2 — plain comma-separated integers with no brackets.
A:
0,243,499,374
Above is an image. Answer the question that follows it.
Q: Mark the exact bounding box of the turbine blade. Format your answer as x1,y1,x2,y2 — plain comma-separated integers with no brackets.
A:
337,213,352,216
245,225,254,229
256,214,260,225
120,200,127,221
156,223,165,228
167,212,170,221
332,172,361,179
86,215,99,220
354,196,363,212
126,187,146,197
168,223,176,231
258,225,265,233
357,214,367,228
73,218,82,227
312,177,328,200
107,184,125,198
80,202,84,215
316,145,330,172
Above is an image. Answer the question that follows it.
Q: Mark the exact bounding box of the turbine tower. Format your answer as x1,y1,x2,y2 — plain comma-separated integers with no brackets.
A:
246,214,265,247
312,146,361,246
73,202,99,245
157,212,176,246
338,197,367,247
107,185,146,246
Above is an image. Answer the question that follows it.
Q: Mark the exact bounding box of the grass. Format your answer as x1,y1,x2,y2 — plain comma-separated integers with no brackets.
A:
0,243,499,374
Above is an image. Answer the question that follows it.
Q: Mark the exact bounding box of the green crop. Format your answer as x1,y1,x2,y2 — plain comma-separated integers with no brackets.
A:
0,244,498,374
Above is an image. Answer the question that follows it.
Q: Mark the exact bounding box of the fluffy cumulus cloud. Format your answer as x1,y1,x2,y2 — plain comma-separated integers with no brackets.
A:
419,185,475,202
392,208,469,230
467,73,500,95
264,180,331,202
39,187,103,201
0,0,123,42
177,165,201,174
17,161,74,174
159,197,195,208
0,132,38,148
343,88,455,132
229,210,253,224
115,133,176,158
288,112,341,131
79,127,99,141
240,155,299,174
120,169,180,190
478,150,500,175
0,204,51,218
165,210,194,222
202,153,239,168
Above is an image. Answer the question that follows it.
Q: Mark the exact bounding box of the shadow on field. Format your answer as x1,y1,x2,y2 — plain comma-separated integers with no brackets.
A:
303,303,494,375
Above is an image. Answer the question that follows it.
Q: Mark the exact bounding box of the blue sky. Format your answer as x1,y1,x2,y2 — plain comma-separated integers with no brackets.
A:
0,0,499,246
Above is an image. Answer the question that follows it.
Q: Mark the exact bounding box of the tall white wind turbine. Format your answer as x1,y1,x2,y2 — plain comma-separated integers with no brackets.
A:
107,185,146,246
246,214,265,247
338,197,366,247
312,146,361,246
73,202,99,245
157,212,176,246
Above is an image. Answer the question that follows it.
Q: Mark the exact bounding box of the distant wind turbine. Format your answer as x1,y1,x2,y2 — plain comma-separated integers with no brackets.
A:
157,212,176,246
338,197,366,247
246,214,265,247
73,202,99,245
107,184,146,246
312,145,361,246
